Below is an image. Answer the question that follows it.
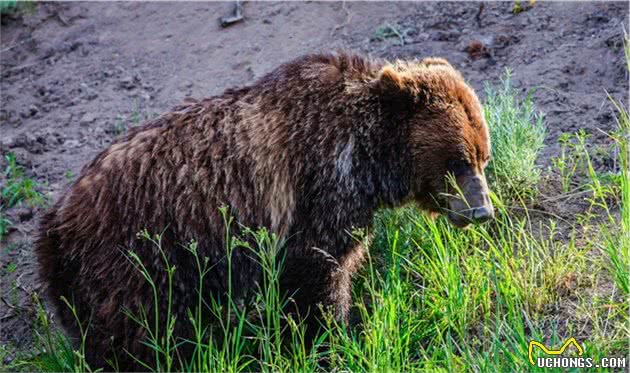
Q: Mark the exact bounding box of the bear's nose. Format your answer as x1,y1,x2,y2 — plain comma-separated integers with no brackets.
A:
470,206,494,224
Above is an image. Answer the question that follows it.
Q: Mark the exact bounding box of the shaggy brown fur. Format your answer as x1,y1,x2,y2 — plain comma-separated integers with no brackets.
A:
36,51,491,370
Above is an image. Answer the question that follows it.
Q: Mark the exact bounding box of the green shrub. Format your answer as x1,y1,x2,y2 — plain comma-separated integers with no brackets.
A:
484,71,546,202
0,0,35,15
599,94,629,295
0,211,10,241
2,152,45,208
0,0,17,14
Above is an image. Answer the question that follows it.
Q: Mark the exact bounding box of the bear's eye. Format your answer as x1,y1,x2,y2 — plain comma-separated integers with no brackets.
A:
448,159,469,175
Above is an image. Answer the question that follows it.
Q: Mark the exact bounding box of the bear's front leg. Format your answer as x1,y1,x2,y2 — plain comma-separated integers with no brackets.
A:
280,241,366,342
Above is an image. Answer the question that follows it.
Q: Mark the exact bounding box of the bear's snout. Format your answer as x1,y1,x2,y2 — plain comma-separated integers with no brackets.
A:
469,205,494,224
447,172,494,228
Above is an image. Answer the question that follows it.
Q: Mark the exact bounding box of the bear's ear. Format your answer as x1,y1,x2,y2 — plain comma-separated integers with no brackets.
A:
371,66,418,112
376,66,407,92
372,65,418,99
372,58,453,95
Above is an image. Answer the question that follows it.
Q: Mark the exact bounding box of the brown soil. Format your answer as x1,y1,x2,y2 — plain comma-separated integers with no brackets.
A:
1,1,628,361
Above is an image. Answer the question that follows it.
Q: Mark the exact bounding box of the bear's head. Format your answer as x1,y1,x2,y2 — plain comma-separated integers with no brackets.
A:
374,58,494,228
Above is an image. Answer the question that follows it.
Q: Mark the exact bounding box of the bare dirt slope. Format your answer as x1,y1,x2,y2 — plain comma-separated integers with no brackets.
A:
1,1,628,358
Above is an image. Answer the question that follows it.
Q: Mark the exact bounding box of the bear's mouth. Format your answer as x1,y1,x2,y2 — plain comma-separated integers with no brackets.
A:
445,205,494,228
446,210,473,228
442,171,495,228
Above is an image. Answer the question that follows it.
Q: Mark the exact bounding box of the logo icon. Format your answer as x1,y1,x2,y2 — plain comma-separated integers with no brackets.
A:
528,337,584,366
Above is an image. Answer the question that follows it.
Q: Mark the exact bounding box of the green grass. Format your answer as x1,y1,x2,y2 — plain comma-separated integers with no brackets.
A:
0,152,45,241
598,35,630,298
552,131,586,194
0,0,16,14
0,211,11,241
484,70,546,203
5,73,628,371
112,104,158,136
0,0,35,15
2,152,44,208
373,23,411,46
600,94,630,296
512,0,536,14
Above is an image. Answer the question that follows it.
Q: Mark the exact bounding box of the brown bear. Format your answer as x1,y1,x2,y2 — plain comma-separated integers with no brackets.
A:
36,51,493,370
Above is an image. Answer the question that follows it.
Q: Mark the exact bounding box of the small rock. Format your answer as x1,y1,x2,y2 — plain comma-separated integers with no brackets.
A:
20,104,39,118
138,91,151,101
15,207,34,222
430,31,460,42
179,80,193,91
119,76,139,90
58,112,73,126
0,109,10,124
493,34,520,49
80,112,98,126
8,134,24,148
64,139,80,148
9,133,44,154
83,92,98,101
65,98,79,107
471,59,490,71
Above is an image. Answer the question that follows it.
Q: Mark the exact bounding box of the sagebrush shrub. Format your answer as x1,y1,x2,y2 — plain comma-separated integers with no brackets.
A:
483,71,546,202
